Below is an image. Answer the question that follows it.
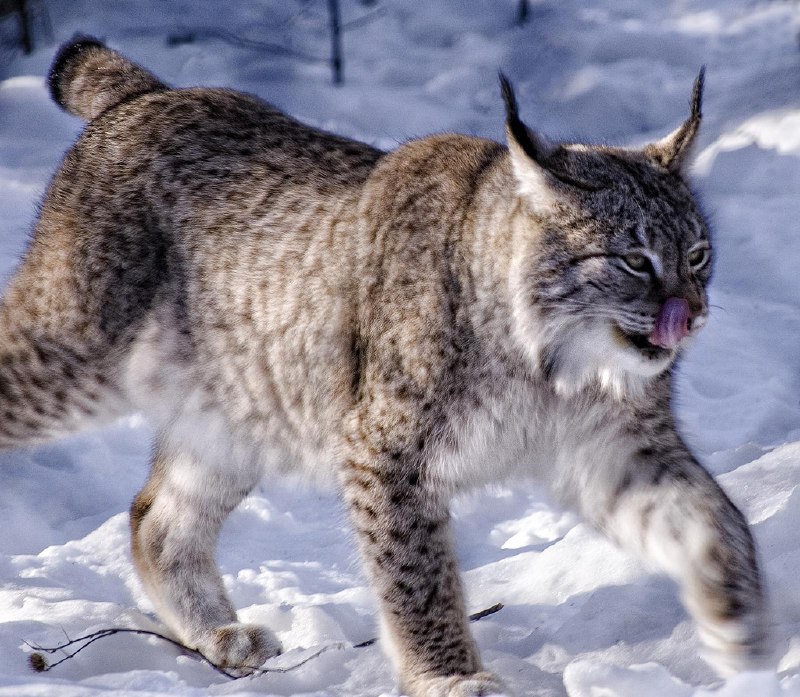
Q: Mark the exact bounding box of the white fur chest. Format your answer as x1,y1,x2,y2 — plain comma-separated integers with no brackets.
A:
426,374,634,499
426,378,539,492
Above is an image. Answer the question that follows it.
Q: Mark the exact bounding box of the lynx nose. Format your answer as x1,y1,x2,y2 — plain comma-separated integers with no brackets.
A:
649,297,691,349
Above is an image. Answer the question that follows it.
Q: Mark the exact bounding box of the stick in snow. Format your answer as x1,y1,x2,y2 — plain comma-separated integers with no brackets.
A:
25,603,504,678
353,602,504,648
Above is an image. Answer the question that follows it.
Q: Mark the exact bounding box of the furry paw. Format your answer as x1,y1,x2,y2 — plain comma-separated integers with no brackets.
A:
196,622,282,672
411,671,511,697
697,611,774,676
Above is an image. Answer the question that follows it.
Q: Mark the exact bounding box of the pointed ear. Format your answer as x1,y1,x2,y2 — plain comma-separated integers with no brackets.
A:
500,72,558,210
645,67,705,174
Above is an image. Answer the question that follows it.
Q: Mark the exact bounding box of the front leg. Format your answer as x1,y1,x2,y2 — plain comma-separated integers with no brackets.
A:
342,450,508,697
564,427,771,674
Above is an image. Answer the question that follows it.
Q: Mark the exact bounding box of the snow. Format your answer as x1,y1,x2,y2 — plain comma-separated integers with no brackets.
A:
2,0,800,695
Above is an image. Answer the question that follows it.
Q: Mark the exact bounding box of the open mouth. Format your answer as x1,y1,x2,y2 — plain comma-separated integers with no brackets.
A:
613,326,672,359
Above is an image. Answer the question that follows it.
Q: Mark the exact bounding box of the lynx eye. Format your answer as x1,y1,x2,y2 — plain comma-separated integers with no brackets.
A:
688,245,710,270
621,253,653,276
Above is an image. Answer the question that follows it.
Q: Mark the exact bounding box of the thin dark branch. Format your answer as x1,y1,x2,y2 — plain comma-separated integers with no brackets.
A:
167,26,325,63
342,6,387,31
353,603,504,649
18,0,33,54
327,0,343,85
517,0,530,26
352,636,377,648
26,628,239,679
268,0,317,30
24,603,504,679
468,602,504,621
246,642,344,675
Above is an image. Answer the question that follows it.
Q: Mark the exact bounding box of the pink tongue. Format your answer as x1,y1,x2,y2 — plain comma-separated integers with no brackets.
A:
649,297,691,349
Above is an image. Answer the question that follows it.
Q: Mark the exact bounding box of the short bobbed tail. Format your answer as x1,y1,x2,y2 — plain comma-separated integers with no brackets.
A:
48,36,167,121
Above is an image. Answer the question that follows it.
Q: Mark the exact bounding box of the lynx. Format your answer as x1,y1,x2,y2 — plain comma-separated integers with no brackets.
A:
0,38,769,695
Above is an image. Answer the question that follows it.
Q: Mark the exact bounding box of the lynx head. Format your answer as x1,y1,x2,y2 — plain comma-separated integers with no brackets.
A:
501,71,711,397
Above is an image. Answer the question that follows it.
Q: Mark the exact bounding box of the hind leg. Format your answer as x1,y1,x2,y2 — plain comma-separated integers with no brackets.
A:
130,428,281,670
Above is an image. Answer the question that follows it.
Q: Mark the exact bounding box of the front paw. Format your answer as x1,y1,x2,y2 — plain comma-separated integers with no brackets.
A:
409,672,511,697
195,622,282,673
695,610,773,676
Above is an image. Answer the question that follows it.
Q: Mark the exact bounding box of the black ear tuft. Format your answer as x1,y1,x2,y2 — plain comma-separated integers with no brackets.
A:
499,71,519,124
499,72,547,164
690,65,705,122
644,67,706,174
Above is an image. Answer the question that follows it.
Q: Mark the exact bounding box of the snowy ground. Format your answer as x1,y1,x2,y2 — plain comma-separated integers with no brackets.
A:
2,1,800,695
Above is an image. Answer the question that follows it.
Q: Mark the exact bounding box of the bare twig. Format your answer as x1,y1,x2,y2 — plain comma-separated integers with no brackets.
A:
165,26,324,63
248,642,344,675
517,0,530,26
327,0,343,85
467,602,504,622
26,627,240,679
25,603,504,679
342,6,386,31
353,603,504,648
